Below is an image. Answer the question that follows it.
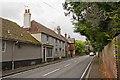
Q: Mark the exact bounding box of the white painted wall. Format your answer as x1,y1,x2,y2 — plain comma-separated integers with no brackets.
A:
32,32,66,59
2,41,13,62
2,41,41,62
23,13,31,28
14,44,41,60
41,33,66,58
31,33,41,42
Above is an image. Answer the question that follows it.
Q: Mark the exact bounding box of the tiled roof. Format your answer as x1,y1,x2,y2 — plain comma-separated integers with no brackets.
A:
30,20,65,41
1,18,40,45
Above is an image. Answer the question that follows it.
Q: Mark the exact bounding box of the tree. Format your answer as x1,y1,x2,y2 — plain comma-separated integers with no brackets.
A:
75,40,86,55
63,2,120,51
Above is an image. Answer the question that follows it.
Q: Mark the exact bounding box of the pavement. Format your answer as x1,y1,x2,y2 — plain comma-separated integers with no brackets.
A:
2,55,93,79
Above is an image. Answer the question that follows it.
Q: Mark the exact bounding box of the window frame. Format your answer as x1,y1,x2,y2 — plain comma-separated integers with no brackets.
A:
46,35,49,42
46,47,52,57
55,39,57,43
2,41,6,52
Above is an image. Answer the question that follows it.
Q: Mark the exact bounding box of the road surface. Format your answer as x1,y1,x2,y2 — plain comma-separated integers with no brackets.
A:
3,55,93,78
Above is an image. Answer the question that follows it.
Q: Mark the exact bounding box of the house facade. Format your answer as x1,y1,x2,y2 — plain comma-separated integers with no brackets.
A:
66,35,75,57
23,9,66,62
1,18,41,70
1,9,75,71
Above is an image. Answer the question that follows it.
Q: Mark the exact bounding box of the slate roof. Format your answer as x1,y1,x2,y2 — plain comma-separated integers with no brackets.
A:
30,20,65,41
1,18,40,45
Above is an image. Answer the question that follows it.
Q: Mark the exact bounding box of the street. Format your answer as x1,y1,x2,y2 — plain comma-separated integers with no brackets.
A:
4,55,93,78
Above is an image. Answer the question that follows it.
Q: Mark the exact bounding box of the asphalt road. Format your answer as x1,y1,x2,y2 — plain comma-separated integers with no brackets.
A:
4,55,93,78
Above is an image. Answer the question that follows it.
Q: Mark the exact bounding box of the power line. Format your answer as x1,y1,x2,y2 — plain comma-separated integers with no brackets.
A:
40,0,62,14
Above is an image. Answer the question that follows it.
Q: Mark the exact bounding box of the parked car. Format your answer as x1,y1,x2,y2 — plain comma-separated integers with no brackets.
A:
89,52,94,56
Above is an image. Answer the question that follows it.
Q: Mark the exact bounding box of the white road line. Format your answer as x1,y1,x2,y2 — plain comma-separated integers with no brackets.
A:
64,64,71,67
80,57,94,80
42,68,60,77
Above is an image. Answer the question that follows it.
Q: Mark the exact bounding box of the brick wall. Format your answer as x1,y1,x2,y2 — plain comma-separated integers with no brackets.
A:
116,34,120,79
100,38,117,78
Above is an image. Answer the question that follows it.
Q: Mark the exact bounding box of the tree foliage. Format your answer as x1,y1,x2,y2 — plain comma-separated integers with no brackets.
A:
75,40,86,55
63,2,120,51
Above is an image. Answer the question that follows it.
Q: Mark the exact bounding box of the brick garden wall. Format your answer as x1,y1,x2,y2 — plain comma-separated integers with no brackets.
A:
116,34,120,78
100,38,117,78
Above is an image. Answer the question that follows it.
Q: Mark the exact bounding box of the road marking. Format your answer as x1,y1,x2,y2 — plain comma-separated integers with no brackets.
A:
80,56,95,80
85,63,92,78
42,68,60,77
64,64,71,67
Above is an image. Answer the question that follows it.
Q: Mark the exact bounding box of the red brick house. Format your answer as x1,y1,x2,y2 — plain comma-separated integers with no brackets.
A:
64,34,75,57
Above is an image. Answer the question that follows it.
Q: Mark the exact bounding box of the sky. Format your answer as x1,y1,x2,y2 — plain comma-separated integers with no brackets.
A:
1,0,86,41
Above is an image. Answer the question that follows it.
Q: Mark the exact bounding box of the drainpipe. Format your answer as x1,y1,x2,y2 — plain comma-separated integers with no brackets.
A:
12,41,18,70
12,42,15,70
45,47,47,62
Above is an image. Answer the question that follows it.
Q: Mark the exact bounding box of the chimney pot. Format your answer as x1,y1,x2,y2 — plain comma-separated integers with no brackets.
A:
28,9,30,13
65,33,67,38
25,9,27,13
68,35,70,38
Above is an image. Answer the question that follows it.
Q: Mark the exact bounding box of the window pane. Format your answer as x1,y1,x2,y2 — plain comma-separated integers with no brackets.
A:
46,48,52,57
46,35,49,41
2,42,6,52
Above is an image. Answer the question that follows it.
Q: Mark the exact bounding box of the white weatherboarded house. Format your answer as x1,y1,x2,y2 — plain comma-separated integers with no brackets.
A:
23,9,66,62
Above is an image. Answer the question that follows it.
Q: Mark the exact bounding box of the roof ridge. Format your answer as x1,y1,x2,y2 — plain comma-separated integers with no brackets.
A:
32,20,55,32
31,20,65,41
2,18,40,45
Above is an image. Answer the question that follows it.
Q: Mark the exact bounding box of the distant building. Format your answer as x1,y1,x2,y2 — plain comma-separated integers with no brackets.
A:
1,18,41,70
64,34,75,57
23,9,66,62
